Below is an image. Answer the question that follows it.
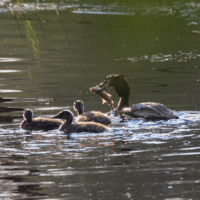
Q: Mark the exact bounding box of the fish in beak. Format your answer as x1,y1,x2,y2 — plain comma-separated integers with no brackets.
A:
96,79,110,90
90,86,114,110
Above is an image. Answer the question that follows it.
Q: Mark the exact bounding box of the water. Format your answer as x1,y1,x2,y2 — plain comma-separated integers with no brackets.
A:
0,0,200,199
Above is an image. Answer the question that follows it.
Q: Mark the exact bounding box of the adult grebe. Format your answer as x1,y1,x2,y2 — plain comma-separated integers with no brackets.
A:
96,74,179,120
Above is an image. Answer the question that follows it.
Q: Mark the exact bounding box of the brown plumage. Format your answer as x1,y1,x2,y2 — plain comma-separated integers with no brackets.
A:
73,100,111,125
96,74,179,120
20,109,62,131
52,110,109,133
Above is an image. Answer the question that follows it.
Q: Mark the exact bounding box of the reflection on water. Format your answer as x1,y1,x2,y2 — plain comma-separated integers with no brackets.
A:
0,89,23,93
1,1,200,18
0,112,199,199
0,58,26,62
127,51,200,63
0,0,200,199
0,111,200,199
25,20,40,59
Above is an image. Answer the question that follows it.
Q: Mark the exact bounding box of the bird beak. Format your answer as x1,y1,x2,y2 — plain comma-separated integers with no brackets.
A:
96,81,107,90
52,114,59,119
97,82,104,87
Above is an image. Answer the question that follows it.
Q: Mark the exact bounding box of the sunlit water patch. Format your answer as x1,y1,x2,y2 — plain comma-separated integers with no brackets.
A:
1,1,200,19
0,89,23,93
72,10,134,15
0,58,26,62
0,110,200,199
0,70,25,73
124,51,200,63
103,111,200,141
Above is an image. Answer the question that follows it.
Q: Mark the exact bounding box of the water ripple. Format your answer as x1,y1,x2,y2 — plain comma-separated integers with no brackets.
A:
0,58,26,62
125,51,200,63
0,70,25,73
0,89,23,93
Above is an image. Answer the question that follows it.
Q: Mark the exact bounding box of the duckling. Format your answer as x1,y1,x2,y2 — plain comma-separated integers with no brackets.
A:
20,109,62,131
52,110,109,133
73,100,111,125
96,74,179,120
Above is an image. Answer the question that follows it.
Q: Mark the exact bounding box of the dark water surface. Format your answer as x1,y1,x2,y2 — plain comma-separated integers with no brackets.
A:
0,0,200,199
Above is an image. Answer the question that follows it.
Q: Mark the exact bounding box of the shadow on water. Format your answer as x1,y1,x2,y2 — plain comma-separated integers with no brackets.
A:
0,107,23,123
0,115,22,123
0,107,23,113
0,97,13,102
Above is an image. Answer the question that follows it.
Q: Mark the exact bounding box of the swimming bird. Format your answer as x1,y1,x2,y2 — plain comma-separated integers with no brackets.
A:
52,110,109,133
20,109,62,130
73,100,111,125
96,74,179,120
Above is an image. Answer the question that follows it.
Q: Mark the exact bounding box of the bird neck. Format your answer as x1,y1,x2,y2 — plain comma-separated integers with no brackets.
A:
78,109,84,115
117,93,129,110
63,113,74,125
63,119,70,125
24,110,33,123
27,119,32,123
76,105,84,115
114,80,130,110
63,118,72,125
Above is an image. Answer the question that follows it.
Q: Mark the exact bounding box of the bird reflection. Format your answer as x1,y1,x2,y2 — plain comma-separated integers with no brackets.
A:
0,97,13,102
0,107,23,113
0,106,23,122
22,130,71,142
0,115,22,122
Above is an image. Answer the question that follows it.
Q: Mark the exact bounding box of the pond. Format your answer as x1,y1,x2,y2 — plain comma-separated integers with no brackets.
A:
0,0,200,199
